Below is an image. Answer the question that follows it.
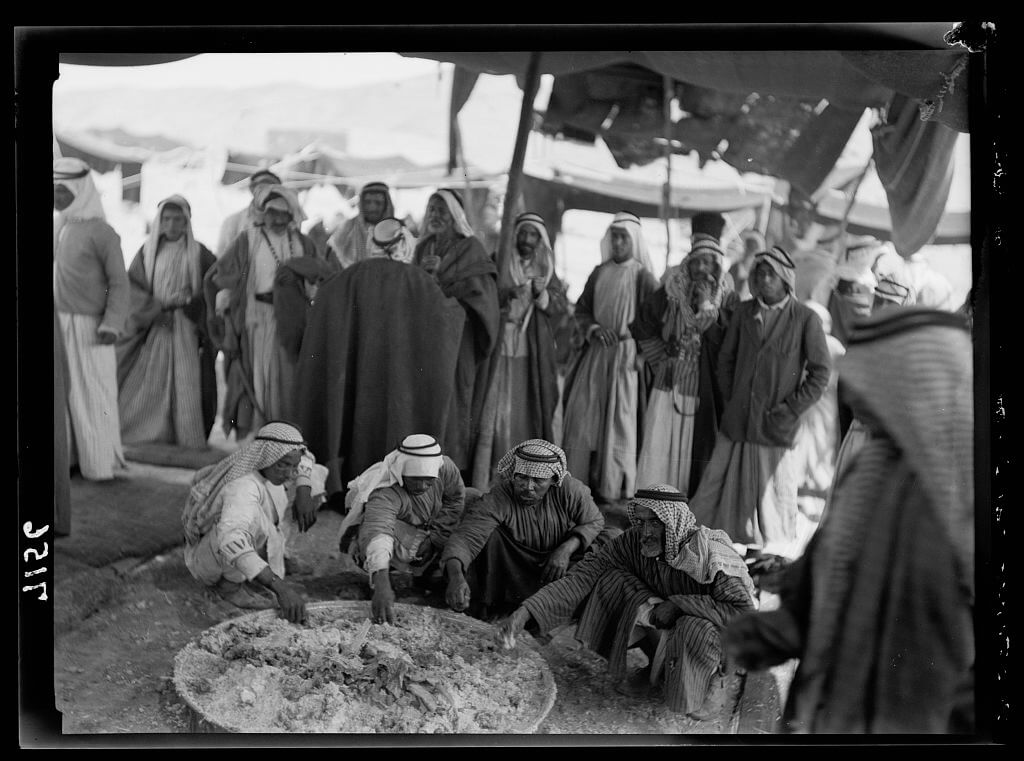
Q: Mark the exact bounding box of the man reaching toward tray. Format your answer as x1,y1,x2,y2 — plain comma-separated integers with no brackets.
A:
442,439,613,620
337,434,467,625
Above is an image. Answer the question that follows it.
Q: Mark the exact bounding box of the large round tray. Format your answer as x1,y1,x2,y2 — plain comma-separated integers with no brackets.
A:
173,601,556,733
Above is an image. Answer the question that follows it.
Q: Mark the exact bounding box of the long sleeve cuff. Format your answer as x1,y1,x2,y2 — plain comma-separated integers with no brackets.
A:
364,534,394,575
231,551,270,581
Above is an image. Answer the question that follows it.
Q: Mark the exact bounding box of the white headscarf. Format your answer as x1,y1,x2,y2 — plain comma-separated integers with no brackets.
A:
181,422,306,544
367,217,418,264
53,157,106,250
504,212,555,289
336,434,444,541
429,189,476,239
255,184,307,229
599,211,653,272
142,194,203,297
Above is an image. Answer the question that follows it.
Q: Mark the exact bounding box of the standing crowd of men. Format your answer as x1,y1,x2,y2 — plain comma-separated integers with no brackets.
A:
53,158,975,733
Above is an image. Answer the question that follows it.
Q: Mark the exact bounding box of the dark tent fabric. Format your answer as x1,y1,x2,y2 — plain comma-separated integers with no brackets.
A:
872,92,961,256
294,258,465,495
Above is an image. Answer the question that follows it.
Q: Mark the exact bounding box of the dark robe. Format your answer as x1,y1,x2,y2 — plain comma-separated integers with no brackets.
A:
629,287,736,496
523,528,755,714
117,242,218,438
294,258,465,496
472,273,568,488
203,227,322,440
413,234,500,473
273,255,340,364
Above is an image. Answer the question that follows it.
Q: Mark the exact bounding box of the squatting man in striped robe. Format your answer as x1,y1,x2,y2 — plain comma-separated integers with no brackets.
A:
335,434,467,626
182,422,328,622
442,440,610,620
53,157,131,481
497,485,756,720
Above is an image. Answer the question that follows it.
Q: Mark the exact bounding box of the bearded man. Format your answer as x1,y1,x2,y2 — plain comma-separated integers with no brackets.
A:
473,212,568,489
327,181,394,269
631,238,739,498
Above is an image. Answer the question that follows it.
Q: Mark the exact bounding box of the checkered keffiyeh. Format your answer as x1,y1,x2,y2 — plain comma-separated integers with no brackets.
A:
182,422,306,544
496,439,568,485
628,484,756,601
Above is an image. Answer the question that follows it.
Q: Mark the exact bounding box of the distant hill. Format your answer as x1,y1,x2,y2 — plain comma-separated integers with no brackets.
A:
52,73,526,171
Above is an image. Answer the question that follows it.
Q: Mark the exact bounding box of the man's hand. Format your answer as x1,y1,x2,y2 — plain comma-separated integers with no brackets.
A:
371,571,395,625
531,276,546,297
292,488,318,532
421,254,441,276
445,559,471,612
274,582,307,624
540,543,574,584
96,328,118,345
413,540,438,567
496,606,531,649
650,600,683,629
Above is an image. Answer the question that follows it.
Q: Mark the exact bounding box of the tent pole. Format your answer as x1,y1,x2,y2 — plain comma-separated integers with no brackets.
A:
662,75,674,270
497,52,542,278
838,158,873,239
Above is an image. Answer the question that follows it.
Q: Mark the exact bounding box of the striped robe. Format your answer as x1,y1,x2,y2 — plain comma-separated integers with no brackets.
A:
523,527,755,714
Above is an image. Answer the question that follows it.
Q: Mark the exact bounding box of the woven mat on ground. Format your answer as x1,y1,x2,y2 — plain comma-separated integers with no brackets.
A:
123,443,232,470
57,472,190,568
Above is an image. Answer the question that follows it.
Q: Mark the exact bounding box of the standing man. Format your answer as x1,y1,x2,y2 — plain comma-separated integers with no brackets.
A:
215,169,282,258
117,195,218,448
631,237,739,499
724,308,974,733
205,184,330,440
473,212,568,489
561,211,658,502
53,157,130,481
326,181,394,269
337,434,467,625
413,188,500,483
442,439,608,620
689,246,831,552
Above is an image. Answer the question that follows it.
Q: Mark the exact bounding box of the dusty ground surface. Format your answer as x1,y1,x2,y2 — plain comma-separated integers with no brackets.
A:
53,500,795,740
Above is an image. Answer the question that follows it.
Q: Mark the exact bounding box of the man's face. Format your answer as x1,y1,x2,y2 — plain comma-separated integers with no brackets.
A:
360,192,388,225
264,207,292,234
53,185,75,212
512,472,556,506
516,226,541,259
260,450,302,486
159,205,188,243
633,505,666,559
753,262,787,304
686,253,718,286
403,476,436,497
609,228,633,263
425,196,454,237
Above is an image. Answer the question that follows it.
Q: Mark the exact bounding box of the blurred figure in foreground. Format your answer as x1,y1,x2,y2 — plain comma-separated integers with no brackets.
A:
724,307,974,734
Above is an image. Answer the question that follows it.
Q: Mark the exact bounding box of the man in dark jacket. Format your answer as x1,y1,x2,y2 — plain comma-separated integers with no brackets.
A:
688,246,830,552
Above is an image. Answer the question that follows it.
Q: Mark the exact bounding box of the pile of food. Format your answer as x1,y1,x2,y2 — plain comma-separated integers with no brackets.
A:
173,602,555,733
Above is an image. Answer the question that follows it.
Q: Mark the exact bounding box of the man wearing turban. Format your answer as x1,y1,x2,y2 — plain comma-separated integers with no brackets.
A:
204,184,335,440
332,434,467,625
53,157,131,481
499,483,755,721
561,211,659,502
327,181,395,269
473,212,569,490
116,195,218,448
724,308,974,733
442,439,608,620
182,421,328,622
215,168,282,258
688,247,831,555
630,237,739,499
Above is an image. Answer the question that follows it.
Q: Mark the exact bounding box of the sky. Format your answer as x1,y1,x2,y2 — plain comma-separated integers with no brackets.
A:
55,53,448,92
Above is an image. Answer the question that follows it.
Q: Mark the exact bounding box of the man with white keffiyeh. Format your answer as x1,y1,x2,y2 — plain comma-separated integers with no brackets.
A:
182,421,328,622
335,434,467,625
498,483,755,720
441,439,610,620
